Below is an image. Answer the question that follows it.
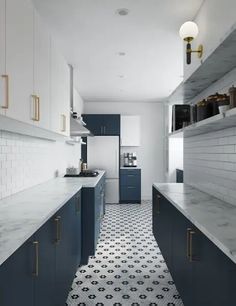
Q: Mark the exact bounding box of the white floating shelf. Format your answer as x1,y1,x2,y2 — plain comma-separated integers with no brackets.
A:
169,109,236,138
0,114,68,141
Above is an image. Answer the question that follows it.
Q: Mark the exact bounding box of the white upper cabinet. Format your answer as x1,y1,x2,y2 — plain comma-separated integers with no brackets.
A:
33,10,51,129
121,115,141,147
5,0,34,123
0,0,6,115
50,39,70,136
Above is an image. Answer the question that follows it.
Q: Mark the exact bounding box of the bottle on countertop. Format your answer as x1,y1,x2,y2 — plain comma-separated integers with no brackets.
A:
229,85,236,109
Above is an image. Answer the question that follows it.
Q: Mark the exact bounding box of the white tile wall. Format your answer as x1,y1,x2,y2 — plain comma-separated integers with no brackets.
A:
0,131,81,200
184,67,236,205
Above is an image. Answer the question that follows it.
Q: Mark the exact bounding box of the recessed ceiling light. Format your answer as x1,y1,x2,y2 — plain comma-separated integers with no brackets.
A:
118,75,125,78
118,52,126,56
116,8,129,16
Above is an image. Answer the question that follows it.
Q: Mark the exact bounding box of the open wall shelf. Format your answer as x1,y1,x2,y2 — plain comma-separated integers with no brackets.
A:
169,108,236,138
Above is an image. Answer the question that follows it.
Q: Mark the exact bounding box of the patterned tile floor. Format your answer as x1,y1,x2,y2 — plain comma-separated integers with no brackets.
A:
67,201,184,306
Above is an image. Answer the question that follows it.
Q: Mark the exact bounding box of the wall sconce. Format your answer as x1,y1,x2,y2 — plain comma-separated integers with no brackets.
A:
179,21,203,65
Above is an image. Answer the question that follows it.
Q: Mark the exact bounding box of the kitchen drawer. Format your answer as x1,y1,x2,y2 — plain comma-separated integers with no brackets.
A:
120,172,140,186
120,169,141,176
120,185,141,202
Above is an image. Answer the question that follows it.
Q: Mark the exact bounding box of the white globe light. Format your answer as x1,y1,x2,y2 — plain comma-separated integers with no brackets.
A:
179,21,199,40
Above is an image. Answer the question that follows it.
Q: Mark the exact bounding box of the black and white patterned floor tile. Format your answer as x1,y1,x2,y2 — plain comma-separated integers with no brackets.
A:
67,201,184,306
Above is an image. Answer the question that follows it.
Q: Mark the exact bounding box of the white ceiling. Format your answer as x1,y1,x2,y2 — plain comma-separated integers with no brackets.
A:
33,0,203,103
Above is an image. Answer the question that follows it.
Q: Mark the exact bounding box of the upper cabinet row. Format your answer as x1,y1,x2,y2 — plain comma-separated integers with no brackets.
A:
0,0,70,136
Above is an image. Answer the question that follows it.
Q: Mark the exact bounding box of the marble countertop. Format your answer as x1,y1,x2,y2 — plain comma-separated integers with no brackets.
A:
153,183,236,264
0,171,105,267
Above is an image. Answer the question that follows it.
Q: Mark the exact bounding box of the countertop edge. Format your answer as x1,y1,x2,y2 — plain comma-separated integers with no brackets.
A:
153,183,236,265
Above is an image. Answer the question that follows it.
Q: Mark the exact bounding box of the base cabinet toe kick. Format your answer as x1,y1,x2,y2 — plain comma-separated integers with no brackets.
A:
0,175,105,306
152,186,236,306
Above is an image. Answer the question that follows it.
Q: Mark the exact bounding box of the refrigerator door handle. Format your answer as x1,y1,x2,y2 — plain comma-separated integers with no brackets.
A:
115,149,118,175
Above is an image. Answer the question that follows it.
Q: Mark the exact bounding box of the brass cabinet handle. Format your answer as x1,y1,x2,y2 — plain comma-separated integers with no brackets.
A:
54,216,61,244
127,186,135,189
32,95,40,121
61,114,66,132
1,74,9,109
156,194,161,214
186,228,192,259
32,241,39,277
189,230,196,262
36,96,40,121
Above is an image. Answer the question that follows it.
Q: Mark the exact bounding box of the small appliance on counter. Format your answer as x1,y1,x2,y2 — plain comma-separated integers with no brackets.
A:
123,152,137,167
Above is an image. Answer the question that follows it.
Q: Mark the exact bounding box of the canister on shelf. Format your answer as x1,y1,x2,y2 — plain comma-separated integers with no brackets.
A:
197,99,211,121
229,85,236,108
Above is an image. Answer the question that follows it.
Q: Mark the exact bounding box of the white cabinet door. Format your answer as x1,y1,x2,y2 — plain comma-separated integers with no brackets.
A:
33,10,51,129
121,115,141,146
5,0,34,123
0,0,6,115
51,39,70,136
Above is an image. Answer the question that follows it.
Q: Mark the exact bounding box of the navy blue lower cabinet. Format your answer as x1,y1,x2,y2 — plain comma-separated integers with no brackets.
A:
54,196,79,306
34,218,55,306
152,188,172,270
153,186,236,306
81,179,104,265
0,238,34,306
171,208,193,305
120,169,141,203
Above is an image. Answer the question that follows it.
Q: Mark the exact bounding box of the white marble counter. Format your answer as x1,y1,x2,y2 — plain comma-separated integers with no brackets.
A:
0,171,105,266
153,183,236,264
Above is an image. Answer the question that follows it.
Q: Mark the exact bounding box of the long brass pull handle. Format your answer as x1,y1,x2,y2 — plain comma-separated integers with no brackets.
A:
55,216,61,244
189,230,195,262
2,75,9,109
36,96,40,121
186,228,192,259
32,95,38,121
156,195,161,214
32,241,39,277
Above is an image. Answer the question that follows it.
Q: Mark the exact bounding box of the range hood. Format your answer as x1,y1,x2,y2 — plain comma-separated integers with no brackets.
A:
69,65,92,137
70,117,93,137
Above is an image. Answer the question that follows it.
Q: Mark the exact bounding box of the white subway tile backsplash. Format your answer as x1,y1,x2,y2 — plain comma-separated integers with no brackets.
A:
0,131,81,201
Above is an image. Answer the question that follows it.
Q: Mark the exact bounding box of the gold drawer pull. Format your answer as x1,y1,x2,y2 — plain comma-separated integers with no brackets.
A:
1,74,9,109
32,241,39,277
54,216,61,244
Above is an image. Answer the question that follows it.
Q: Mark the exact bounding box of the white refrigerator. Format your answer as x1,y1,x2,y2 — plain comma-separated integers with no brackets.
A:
87,136,119,204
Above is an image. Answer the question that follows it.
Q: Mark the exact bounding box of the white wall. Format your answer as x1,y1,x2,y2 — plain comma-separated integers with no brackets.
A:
0,131,81,200
184,0,236,80
84,101,166,200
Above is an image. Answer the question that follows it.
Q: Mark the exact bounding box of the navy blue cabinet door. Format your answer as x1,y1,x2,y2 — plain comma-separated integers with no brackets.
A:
192,228,236,306
103,115,120,135
0,238,34,306
82,114,103,135
152,189,172,269
34,219,55,306
171,207,193,305
82,114,120,135
54,198,77,306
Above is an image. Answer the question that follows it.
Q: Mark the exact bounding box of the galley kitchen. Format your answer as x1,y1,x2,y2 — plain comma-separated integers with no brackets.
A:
0,0,236,305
